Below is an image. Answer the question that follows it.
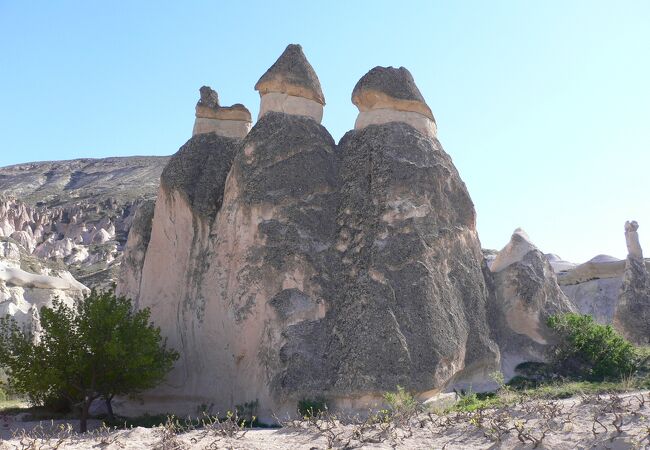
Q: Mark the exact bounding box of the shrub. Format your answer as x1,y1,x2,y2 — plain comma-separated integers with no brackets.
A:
383,385,419,419
546,313,638,381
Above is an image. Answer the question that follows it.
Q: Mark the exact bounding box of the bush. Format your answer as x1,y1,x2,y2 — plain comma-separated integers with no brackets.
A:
547,313,638,381
383,386,419,419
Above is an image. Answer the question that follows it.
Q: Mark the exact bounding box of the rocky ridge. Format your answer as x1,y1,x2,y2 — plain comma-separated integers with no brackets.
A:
0,156,168,287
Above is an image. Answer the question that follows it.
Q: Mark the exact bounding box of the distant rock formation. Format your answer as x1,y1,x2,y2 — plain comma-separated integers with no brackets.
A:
551,222,650,334
0,156,167,288
614,221,650,344
486,229,574,379
557,254,625,325
0,238,88,332
117,44,574,420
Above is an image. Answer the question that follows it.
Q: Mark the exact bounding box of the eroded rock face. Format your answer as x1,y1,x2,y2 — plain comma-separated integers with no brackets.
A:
614,221,650,344
330,121,499,397
118,47,575,420
0,157,167,288
117,200,155,308
0,239,88,333
487,229,575,379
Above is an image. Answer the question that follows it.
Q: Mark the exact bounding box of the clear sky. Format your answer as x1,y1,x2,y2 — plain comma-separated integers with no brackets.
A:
0,1,648,263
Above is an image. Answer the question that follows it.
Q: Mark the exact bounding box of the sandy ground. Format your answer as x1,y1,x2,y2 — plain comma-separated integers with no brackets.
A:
1,391,649,449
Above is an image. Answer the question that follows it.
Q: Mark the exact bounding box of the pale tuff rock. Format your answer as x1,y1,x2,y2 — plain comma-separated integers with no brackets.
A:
544,253,577,272
352,66,437,137
561,278,622,324
556,256,626,285
614,220,650,344
0,156,167,288
486,229,574,379
255,44,325,122
0,239,88,332
192,86,252,138
489,228,538,273
624,220,643,259
116,200,155,308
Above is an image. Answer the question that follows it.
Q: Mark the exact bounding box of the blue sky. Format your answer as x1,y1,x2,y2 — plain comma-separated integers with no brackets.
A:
0,1,648,263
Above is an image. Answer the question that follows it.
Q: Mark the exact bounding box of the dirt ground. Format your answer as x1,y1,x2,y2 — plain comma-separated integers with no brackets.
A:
1,391,649,449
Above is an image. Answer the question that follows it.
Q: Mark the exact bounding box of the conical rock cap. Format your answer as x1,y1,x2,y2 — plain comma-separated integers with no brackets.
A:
490,228,539,272
352,66,434,121
255,44,325,105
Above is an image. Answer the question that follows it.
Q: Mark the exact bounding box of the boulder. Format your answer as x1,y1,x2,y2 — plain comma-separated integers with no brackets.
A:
255,44,325,122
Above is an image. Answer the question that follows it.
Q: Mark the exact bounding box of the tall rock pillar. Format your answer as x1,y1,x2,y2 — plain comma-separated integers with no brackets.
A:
614,220,650,344
327,66,500,400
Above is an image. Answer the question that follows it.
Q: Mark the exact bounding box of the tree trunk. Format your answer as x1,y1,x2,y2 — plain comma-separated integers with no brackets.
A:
80,397,91,433
105,396,115,421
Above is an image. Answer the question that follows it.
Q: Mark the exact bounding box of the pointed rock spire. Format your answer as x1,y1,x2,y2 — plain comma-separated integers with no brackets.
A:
351,66,437,137
255,44,325,122
192,86,252,138
255,44,324,104
490,228,539,272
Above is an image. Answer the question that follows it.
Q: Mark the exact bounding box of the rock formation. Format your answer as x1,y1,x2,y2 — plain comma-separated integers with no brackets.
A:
352,66,437,138
486,229,575,378
255,44,325,122
0,238,88,332
118,45,575,420
117,200,155,308
614,221,650,344
192,86,252,138
0,156,167,288
551,224,650,328
556,254,624,324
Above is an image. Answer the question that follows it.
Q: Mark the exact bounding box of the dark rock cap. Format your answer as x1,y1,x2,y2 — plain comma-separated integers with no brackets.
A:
254,44,325,105
352,66,434,120
195,86,251,122
198,86,219,108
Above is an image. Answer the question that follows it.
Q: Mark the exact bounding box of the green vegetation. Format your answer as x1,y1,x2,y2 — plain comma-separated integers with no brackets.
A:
546,313,639,380
298,397,328,417
383,385,420,420
449,377,650,413
449,314,650,414
0,288,178,432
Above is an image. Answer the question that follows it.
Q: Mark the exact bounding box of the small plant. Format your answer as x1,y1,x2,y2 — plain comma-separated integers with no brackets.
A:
490,370,505,388
298,397,327,418
235,399,259,422
383,385,420,422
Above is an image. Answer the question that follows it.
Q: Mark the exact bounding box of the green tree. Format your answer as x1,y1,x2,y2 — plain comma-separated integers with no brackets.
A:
0,289,178,432
547,313,638,380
